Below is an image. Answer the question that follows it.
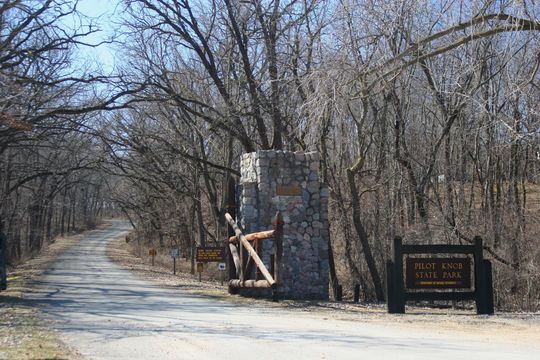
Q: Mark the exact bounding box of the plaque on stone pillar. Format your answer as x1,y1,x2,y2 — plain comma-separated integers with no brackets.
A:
276,185,302,196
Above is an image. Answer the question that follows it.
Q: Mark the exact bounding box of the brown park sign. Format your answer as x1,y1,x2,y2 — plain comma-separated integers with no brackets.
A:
196,247,225,262
388,237,493,314
406,257,471,289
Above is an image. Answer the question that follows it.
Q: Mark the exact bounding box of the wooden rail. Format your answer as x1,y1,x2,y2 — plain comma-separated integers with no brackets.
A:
229,279,272,288
225,213,276,288
228,230,275,244
225,211,283,300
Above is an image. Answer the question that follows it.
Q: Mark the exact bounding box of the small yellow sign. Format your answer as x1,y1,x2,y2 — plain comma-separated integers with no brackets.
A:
196,262,204,273
149,249,157,256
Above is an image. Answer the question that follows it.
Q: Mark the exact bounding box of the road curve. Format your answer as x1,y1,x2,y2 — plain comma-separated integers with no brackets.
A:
28,220,539,360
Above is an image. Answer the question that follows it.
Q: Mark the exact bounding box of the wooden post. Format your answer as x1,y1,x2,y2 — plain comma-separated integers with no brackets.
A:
393,236,405,313
335,284,343,301
482,259,494,315
270,254,275,280
239,236,245,282
353,284,360,303
273,212,283,301
474,236,486,314
197,262,203,282
225,213,276,287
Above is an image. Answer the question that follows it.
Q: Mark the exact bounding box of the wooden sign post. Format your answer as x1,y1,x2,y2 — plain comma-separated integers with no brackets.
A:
387,236,494,315
149,249,157,266
196,262,203,282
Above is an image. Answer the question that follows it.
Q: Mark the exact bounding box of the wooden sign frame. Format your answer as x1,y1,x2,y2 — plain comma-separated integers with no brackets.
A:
386,236,494,315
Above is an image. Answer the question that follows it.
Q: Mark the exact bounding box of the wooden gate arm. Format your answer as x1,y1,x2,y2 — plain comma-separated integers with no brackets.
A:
225,213,276,287
228,230,275,244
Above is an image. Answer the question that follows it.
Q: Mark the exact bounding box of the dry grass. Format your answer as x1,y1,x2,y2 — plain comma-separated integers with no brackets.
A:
106,232,238,300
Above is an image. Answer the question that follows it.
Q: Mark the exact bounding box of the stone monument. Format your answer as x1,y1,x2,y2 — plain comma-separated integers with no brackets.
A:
239,150,329,300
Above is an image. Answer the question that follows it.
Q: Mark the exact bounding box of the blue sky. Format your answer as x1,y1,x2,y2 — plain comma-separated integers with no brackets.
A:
74,0,119,74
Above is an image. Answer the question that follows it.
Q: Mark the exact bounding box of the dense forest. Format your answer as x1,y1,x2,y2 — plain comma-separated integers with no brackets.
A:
1,0,539,310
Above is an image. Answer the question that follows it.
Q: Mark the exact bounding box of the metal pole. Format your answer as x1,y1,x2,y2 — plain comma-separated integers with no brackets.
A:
173,257,176,275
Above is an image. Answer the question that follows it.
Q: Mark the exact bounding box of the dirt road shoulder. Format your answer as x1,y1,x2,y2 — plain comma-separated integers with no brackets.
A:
107,234,540,349
0,224,110,360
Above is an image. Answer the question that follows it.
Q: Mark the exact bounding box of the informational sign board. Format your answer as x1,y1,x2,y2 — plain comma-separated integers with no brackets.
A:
196,247,225,262
196,262,204,273
170,248,179,258
405,257,471,289
218,262,226,271
149,249,157,256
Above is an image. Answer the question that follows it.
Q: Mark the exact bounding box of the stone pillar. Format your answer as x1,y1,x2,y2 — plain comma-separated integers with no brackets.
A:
239,150,329,300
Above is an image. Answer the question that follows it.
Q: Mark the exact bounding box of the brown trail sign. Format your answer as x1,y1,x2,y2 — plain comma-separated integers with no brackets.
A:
196,247,225,262
387,236,494,314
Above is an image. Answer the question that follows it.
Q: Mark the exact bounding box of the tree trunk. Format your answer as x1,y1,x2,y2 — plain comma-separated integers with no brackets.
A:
346,167,385,301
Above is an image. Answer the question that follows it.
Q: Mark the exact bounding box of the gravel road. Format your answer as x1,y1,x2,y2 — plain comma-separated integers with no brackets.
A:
27,220,540,360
